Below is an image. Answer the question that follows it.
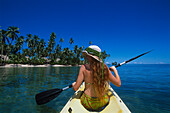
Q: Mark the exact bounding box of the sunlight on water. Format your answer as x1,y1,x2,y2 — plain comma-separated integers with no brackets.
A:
0,64,170,113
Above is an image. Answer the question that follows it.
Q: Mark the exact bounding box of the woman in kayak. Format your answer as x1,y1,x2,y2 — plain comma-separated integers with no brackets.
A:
72,45,121,111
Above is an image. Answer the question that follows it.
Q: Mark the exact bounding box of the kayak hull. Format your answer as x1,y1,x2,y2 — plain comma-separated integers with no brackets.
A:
60,82,131,113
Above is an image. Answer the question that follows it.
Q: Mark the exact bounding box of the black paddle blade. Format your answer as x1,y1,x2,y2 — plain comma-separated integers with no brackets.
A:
35,88,63,105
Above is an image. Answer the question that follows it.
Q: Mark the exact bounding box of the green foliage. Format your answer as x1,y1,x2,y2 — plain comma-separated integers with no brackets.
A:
0,26,112,66
112,62,117,66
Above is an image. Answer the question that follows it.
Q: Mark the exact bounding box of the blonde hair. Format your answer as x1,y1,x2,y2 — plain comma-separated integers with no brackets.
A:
90,59,109,99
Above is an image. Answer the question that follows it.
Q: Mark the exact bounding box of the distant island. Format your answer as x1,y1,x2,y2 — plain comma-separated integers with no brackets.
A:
0,26,111,66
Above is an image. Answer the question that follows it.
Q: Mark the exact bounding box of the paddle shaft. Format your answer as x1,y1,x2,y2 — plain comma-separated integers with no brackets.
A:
62,85,73,90
114,50,152,68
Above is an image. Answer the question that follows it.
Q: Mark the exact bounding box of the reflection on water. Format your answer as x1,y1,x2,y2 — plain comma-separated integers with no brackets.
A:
0,66,80,113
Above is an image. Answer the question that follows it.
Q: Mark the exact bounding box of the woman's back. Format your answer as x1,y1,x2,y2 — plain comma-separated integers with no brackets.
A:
80,64,110,111
83,64,107,97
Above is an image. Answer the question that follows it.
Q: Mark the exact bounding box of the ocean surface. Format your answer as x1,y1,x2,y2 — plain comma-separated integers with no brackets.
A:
0,64,170,113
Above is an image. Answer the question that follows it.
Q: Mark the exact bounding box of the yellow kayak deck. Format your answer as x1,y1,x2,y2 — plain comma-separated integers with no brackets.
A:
60,82,131,113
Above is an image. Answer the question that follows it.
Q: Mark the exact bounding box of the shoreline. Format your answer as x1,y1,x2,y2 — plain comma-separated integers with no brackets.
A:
0,63,169,68
0,64,81,68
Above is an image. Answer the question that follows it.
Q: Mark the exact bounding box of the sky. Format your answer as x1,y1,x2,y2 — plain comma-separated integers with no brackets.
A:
1,0,170,64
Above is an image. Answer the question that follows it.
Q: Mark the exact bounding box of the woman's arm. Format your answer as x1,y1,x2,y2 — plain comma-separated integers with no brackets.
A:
108,66,121,87
72,65,85,91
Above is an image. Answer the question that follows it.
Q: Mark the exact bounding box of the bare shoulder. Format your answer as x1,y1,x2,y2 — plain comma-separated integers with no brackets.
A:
83,64,91,70
104,63,108,67
104,63,109,70
80,65,86,71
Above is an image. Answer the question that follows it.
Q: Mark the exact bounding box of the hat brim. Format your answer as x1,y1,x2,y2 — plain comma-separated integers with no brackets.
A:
82,50,103,63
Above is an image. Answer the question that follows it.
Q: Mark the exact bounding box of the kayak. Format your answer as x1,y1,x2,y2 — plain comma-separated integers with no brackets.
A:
60,82,131,113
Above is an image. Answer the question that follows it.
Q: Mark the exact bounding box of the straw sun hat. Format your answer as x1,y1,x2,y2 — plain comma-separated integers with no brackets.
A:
82,45,103,62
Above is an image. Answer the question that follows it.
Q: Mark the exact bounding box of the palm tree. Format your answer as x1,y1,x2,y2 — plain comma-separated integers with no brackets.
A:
72,45,78,65
76,46,83,64
11,36,24,63
0,29,9,64
25,34,34,58
25,34,33,44
60,47,71,64
69,37,74,48
54,44,61,60
59,38,64,47
102,50,108,60
22,49,30,57
27,35,39,59
47,32,56,60
7,26,20,44
74,45,78,54
34,35,40,42
112,62,117,66
33,35,40,58
0,28,3,64
22,49,30,63
37,39,45,58
89,41,92,45
15,36,24,54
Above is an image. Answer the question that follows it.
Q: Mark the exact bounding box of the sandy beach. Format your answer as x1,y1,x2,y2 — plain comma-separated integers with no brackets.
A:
0,64,76,68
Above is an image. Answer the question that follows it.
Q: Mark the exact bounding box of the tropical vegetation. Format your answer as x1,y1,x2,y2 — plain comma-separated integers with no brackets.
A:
0,26,111,66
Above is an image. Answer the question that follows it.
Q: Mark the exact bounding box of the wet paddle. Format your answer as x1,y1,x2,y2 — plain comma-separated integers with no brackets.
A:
35,50,152,105
35,85,72,105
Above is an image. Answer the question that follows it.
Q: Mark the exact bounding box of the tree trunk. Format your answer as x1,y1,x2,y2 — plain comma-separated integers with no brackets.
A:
1,44,3,65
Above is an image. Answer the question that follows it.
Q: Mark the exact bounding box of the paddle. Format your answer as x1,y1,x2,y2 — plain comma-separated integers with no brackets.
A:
35,50,152,105
35,85,72,105
114,50,152,68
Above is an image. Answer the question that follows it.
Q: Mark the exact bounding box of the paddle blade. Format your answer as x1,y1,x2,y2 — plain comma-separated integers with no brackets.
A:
35,88,63,105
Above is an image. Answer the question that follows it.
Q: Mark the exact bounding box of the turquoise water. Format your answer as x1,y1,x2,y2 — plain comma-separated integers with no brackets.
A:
0,64,170,113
